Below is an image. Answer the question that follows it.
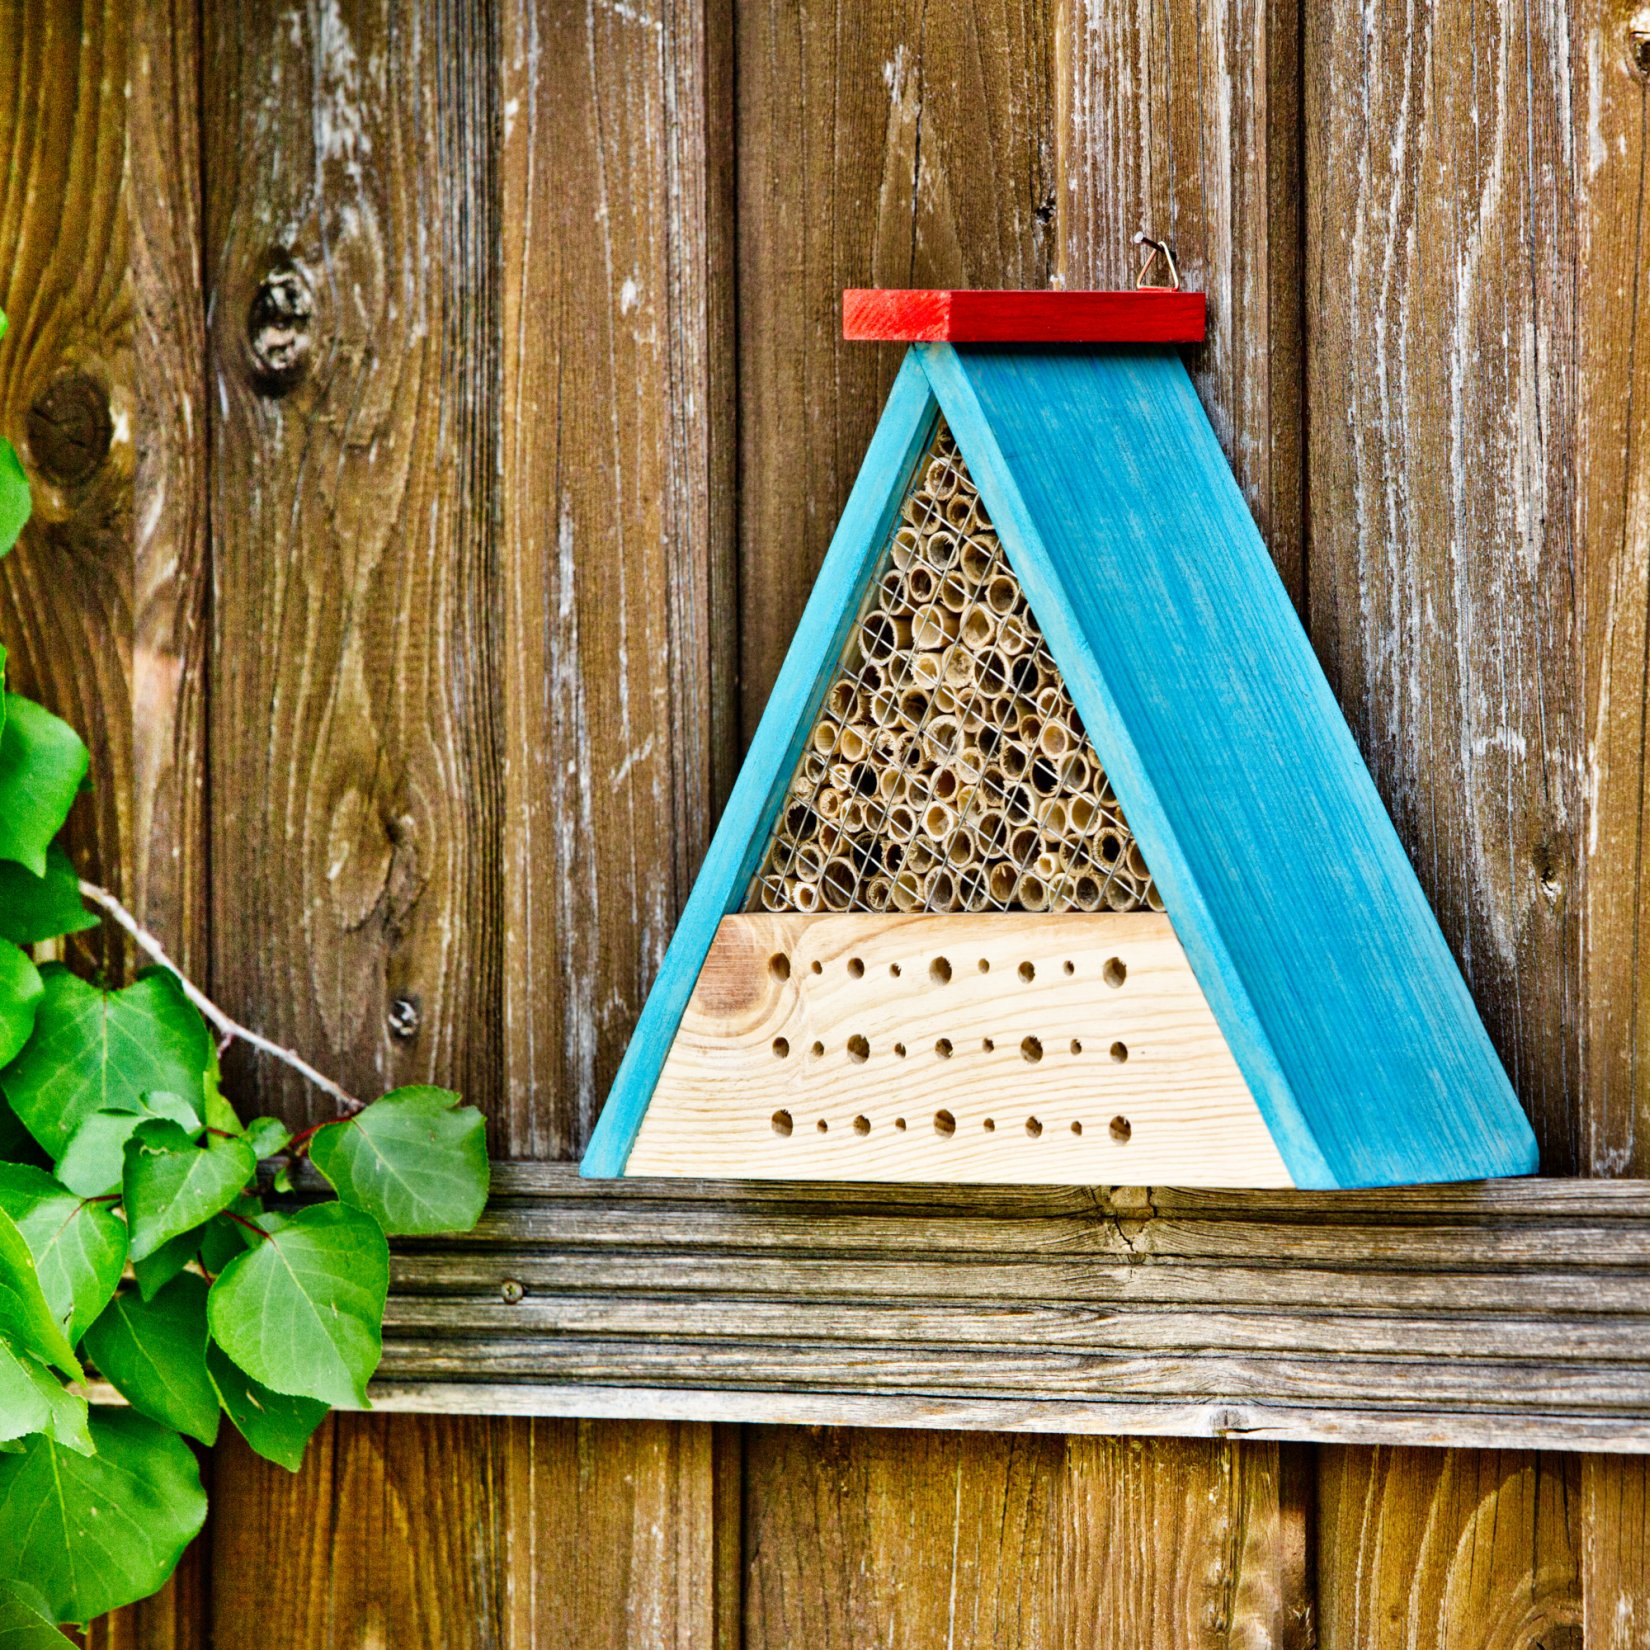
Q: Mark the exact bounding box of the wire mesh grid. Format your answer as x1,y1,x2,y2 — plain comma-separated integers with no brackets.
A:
746,419,1161,917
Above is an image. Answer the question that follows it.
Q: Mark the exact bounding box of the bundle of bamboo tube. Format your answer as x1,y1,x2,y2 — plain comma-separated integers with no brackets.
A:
751,421,1161,917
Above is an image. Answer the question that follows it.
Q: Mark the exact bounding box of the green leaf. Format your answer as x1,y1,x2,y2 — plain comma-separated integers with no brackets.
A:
0,1162,126,1341
198,1194,263,1276
205,1342,326,1471
0,846,96,945
0,1409,207,1624
0,1341,90,1454
54,1090,200,1199
0,1207,79,1381
0,968,210,1158
0,695,87,878
132,1226,197,1301
0,1579,69,1648
0,941,40,1069
240,1116,291,1159
310,1085,489,1236
0,440,29,564
208,1203,387,1408
123,1119,255,1262
84,1275,219,1445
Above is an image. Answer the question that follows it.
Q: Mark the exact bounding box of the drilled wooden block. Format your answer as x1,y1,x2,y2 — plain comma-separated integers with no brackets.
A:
627,912,1291,1184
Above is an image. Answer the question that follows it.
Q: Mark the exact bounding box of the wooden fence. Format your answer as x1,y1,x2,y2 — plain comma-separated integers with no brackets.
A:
1,0,1646,1644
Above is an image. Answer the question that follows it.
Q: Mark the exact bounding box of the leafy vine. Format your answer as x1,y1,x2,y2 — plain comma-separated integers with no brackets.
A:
0,312,489,1632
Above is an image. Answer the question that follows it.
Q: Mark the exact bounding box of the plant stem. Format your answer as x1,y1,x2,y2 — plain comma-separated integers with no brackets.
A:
78,880,364,1115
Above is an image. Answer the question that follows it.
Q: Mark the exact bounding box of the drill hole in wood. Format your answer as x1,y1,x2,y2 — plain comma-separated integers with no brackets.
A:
770,953,791,981
935,1110,956,1136
847,1035,870,1063
772,1037,789,1058
1025,1116,1043,1137
771,1110,792,1136
930,956,953,984
1110,1115,1132,1142
1111,1041,1128,1062
1104,957,1127,988
1021,1035,1043,1063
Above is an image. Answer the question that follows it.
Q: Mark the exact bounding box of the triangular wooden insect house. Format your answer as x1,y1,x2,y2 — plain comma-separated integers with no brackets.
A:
582,286,1539,1189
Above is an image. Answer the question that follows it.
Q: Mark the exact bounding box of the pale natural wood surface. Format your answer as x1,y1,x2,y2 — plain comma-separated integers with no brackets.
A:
633,913,1289,1183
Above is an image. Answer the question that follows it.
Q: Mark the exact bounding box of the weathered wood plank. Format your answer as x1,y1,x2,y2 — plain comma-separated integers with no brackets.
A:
1318,1448,1581,1650
199,5,507,1648
338,1166,1650,1450
500,0,736,1161
1304,0,1577,1168
500,1418,722,1649
210,1419,507,1649
738,1429,1309,1649
0,0,138,980
1304,0,1591,1639
203,0,502,1120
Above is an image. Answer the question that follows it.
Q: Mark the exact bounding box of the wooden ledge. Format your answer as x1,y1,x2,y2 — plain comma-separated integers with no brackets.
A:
376,1165,1650,1452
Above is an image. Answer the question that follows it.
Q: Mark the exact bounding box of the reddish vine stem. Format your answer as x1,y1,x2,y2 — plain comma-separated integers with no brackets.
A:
77,880,365,1116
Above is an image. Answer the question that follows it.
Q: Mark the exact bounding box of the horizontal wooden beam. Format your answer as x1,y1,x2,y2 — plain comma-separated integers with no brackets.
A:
841,288,1207,343
371,1164,1650,1452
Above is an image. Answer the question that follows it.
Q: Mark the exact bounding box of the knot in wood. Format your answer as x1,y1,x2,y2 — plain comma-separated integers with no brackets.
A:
246,260,314,392
26,371,112,485
1631,8,1650,73
388,994,421,1039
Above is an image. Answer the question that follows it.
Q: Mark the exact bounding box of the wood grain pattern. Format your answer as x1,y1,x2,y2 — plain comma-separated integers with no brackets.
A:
1304,0,1577,1171
842,287,1208,342
211,1418,508,1649
0,0,137,980
632,912,1285,1184
500,0,736,1161
743,1429,1308,1649
1318,1448,1581,1650
736,0,1055,732
203,0,502,1121
360,1165,1650,1451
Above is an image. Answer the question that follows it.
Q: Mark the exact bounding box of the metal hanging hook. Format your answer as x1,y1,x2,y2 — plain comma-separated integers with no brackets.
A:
1132,232,1181,291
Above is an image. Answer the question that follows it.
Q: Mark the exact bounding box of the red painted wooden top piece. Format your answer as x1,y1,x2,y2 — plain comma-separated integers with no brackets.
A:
842,288,1206,344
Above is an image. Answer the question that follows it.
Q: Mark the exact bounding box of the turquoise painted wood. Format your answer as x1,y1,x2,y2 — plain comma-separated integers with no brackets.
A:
580,353,939,1177
919,342,1536,1188
582,340,1539,1188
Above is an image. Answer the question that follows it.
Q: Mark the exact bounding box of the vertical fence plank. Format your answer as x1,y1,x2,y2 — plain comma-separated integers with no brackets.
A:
1575,2,1650,1640
203,0,503,1124
201,3,506,1645
1053,4,1313,1643
498,0,735,1162
0,3,211,1642
735,0,1056,726
211,1419,507,1650
1303,0,1588,1640
0,0,138,979
744,1430,1310,1650
494,0,735,1639
1319,1449,1581,1650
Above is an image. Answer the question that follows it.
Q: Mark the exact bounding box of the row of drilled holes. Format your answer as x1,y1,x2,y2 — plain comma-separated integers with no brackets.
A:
773,1034,1127,1063
771,1109,1133,1142
770,953,1129,989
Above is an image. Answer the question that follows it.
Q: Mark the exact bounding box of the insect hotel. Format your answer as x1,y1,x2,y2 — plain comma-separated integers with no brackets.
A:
583,286,1540,1190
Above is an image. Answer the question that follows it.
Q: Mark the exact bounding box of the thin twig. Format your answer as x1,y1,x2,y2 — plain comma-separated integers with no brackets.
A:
78,880,364,1115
